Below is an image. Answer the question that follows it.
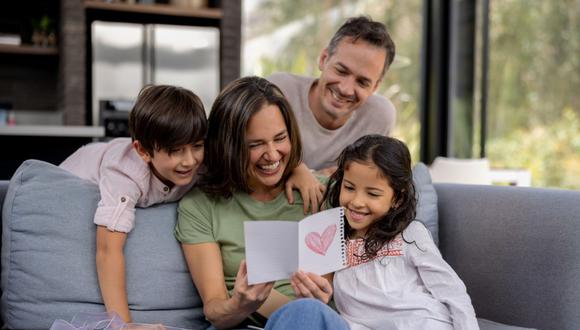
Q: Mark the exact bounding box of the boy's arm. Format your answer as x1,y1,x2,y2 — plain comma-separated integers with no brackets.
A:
96,226,131,323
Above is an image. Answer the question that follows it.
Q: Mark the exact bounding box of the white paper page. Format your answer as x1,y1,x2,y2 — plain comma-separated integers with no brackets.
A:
244,221,298,285
298,207,347,275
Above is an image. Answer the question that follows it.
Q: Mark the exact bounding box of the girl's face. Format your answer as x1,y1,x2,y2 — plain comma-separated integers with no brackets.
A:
245,103,291,196
339,161,395,238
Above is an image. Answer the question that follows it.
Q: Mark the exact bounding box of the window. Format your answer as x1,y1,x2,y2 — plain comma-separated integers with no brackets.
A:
484,0,580,189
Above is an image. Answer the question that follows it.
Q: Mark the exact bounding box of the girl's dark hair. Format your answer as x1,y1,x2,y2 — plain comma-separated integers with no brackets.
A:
129,84,207,154
199,76,302,199
323,134,416,260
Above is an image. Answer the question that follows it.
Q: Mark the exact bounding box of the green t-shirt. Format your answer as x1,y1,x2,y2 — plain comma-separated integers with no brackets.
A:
175,187,311,298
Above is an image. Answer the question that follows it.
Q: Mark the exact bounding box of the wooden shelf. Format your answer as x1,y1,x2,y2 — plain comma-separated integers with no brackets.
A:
84,1,222,19
0,44,58,56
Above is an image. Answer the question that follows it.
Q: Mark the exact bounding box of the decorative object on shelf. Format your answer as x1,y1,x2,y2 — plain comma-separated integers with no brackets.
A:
0,110,7,126
0,33,21,46
30,15,57,48
170,0,207,9
0,102,13,126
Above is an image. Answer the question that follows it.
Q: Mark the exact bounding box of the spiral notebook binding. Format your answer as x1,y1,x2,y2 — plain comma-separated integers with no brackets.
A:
339,207,347,266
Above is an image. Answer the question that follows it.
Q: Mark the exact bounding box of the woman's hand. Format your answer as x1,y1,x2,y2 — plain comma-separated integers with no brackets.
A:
285,163,326,214
230,260,275,314
290,271,333,304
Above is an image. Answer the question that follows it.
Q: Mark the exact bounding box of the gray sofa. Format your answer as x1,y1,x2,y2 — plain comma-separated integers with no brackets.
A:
1,160,579,330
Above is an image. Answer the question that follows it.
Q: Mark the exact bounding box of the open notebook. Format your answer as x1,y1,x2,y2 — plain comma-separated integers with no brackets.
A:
244,207,347,285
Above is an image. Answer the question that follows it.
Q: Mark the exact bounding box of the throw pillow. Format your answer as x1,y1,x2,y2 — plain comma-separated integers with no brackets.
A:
1,160,208,329
412,162,439,245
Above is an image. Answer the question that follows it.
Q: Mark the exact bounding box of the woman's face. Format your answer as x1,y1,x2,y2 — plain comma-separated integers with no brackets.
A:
245,103,292,194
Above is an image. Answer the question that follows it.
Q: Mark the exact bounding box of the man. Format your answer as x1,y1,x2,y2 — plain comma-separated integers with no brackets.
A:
268,16,396,175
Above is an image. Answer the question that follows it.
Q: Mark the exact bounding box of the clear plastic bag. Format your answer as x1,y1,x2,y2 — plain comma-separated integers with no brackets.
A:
49,311,191,330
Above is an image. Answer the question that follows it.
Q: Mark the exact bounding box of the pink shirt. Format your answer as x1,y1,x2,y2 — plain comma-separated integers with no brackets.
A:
60,138,196,233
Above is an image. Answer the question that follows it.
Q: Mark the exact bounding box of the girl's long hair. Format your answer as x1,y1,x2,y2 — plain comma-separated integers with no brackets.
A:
323,134,416,260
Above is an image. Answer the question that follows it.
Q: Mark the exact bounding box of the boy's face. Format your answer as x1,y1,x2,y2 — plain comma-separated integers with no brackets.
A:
134,140,204,187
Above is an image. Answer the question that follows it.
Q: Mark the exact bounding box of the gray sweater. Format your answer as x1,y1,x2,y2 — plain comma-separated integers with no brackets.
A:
268,72,396,170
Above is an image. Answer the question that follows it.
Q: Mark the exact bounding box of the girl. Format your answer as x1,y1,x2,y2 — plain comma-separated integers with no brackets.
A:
320,134,479,330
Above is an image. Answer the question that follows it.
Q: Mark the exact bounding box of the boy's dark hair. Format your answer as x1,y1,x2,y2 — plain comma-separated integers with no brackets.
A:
323,134,416,261
327,16,396,77
129,85,207,155
200,76,302,199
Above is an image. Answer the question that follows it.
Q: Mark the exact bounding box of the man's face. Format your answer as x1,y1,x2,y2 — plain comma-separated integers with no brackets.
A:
312,38,387,130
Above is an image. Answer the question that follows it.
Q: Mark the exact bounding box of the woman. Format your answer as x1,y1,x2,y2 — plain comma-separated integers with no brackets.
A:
175,76,347,329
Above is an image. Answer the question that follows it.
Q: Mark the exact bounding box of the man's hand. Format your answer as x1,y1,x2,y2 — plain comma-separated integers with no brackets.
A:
285,163,326,214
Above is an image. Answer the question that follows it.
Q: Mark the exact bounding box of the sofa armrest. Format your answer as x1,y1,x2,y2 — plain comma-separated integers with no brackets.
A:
435,183,580,330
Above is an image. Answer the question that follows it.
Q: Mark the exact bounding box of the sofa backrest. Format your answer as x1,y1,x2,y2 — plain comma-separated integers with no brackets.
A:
436,183,580,330
1,160,209,329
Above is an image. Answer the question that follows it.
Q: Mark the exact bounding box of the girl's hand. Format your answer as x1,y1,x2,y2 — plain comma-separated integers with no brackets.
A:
285,163,326,214
231,260,275,314
290,271,333,304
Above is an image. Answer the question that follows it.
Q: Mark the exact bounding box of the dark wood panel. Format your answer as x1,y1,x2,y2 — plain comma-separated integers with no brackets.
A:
0,135,94,180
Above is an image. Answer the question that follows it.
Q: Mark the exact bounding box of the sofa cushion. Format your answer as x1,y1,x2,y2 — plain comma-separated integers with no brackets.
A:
478,318,537,330
1,160,208,329
413,162,439,245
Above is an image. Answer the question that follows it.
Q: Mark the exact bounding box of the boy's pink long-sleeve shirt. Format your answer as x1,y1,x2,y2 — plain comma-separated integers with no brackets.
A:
60,138,196,233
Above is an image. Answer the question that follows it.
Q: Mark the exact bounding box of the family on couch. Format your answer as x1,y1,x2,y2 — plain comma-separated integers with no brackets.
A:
55,16,478,330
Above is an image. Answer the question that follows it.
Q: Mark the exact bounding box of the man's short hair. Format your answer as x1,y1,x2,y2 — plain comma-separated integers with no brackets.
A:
327,16,396,77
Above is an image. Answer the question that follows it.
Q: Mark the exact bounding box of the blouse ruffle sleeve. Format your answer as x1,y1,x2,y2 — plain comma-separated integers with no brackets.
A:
405,221,479,330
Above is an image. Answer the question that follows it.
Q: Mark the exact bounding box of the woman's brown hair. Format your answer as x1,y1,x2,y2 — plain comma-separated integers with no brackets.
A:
200,76,302,199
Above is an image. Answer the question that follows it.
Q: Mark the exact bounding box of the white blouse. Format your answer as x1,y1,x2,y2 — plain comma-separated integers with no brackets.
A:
333,221,479,330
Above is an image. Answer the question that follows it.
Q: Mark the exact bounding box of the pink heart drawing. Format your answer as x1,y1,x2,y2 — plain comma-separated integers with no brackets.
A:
305,224,337,256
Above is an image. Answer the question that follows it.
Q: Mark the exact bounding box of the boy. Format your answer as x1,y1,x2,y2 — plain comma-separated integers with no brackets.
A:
60,85,207,322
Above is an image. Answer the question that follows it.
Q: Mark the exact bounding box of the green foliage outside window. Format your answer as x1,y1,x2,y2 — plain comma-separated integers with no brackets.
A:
487,0,580,188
